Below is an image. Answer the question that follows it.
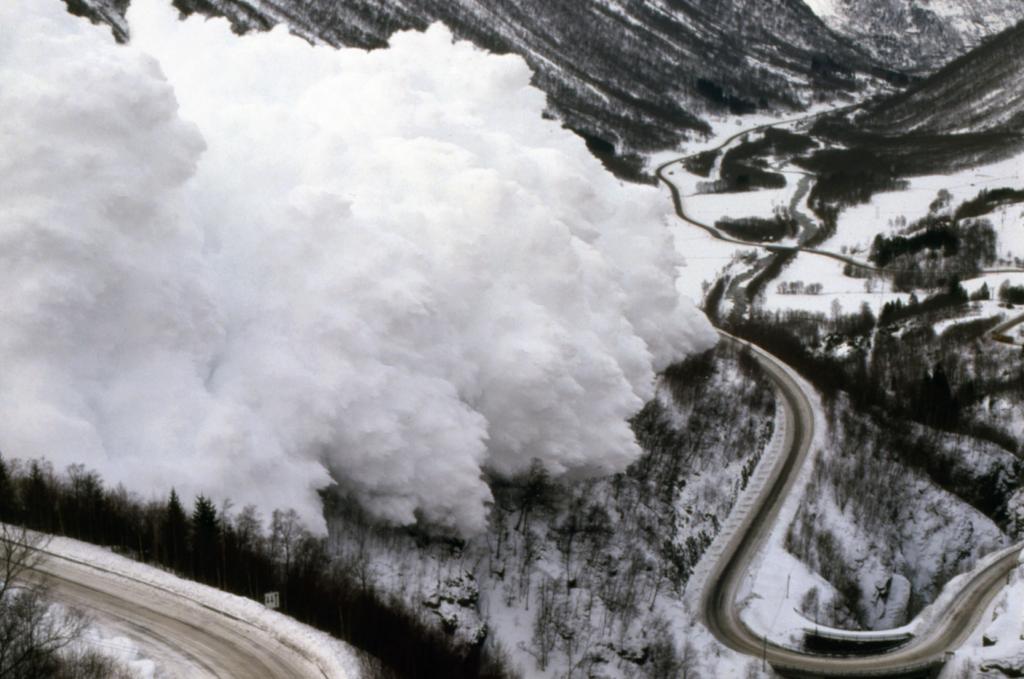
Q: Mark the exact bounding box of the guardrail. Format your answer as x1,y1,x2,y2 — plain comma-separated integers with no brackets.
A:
802,628,914,655
772,653,947,678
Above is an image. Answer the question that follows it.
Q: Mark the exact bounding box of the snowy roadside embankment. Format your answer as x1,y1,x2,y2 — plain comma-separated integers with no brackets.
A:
940,550,1024,678
38,534,363,678
683,376,787,615
726,335,830,649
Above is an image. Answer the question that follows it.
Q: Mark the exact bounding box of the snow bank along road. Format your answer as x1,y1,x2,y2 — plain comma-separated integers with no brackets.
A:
29,547,337,678
661,118,1024,675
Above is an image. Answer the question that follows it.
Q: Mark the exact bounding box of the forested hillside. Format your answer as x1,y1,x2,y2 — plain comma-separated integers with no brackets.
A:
65,0,899,178
857,20,1024,136
806,0,1024,73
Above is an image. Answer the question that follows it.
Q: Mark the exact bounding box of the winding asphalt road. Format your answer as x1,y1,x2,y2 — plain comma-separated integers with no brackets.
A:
31,549,331,678
711,333,1022,677
662,117,1024,676
990,310,1024,345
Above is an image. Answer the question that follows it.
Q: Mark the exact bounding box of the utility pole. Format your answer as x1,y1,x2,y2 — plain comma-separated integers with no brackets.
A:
762,634,768,672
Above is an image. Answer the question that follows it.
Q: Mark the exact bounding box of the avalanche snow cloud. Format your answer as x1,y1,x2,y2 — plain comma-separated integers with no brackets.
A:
0,0,716,534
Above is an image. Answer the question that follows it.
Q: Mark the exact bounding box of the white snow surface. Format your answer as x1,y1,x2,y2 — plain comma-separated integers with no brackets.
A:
0,0,716,535
657,112,810,304
770,150,1024,318
765,254,908,317
70,617,160,678
802,0,839,19
40,534,363,678
940,551,1024,678
821,153,1024,261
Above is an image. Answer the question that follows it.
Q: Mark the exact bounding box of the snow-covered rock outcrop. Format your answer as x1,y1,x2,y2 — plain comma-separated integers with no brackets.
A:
806,0,1024,73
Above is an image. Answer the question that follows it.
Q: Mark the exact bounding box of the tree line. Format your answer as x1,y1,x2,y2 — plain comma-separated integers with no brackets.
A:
0,456,514,679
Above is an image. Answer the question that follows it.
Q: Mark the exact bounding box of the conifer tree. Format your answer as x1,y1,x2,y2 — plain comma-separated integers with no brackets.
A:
191,495,220,585
24,461,55,533
0,455,15,522
163,489,189,573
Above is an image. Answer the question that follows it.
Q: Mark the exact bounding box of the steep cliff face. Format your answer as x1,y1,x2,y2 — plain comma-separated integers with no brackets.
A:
65,0,895,171
806,0,1024,74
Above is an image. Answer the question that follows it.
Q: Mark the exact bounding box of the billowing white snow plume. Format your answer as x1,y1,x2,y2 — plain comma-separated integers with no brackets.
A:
0,0,716,534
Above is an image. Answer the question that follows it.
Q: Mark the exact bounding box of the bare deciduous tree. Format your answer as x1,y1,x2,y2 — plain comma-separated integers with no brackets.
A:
1,525,83,677
0,524,131,679
0,524,45,604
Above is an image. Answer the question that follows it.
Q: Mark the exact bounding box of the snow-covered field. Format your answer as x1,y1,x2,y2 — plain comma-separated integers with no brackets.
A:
656,112,825,306
766,151,1023,316
684,184,802,238
660,112,1024,321
821,153,1024,260
764,255,908,316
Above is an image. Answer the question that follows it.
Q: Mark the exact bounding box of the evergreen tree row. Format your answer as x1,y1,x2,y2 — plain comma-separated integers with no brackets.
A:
0,456,512,679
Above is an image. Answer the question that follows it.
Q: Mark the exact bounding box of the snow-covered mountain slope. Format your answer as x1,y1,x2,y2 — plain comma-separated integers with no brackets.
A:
328,343,779,678
858,20,1024,136
66,0,896,173
805,0,1024,73
786,402,1012,630
802,20,1024,180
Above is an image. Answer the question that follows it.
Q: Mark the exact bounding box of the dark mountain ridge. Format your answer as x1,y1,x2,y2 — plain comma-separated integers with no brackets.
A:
857,19,1024,136
810,0,1024,74
802,19,1024,185
66,0,902,178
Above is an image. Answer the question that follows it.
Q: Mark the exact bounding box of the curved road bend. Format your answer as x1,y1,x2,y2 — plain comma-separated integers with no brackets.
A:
29,550,330,679
990,310,1024,345
710,332,1023,676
